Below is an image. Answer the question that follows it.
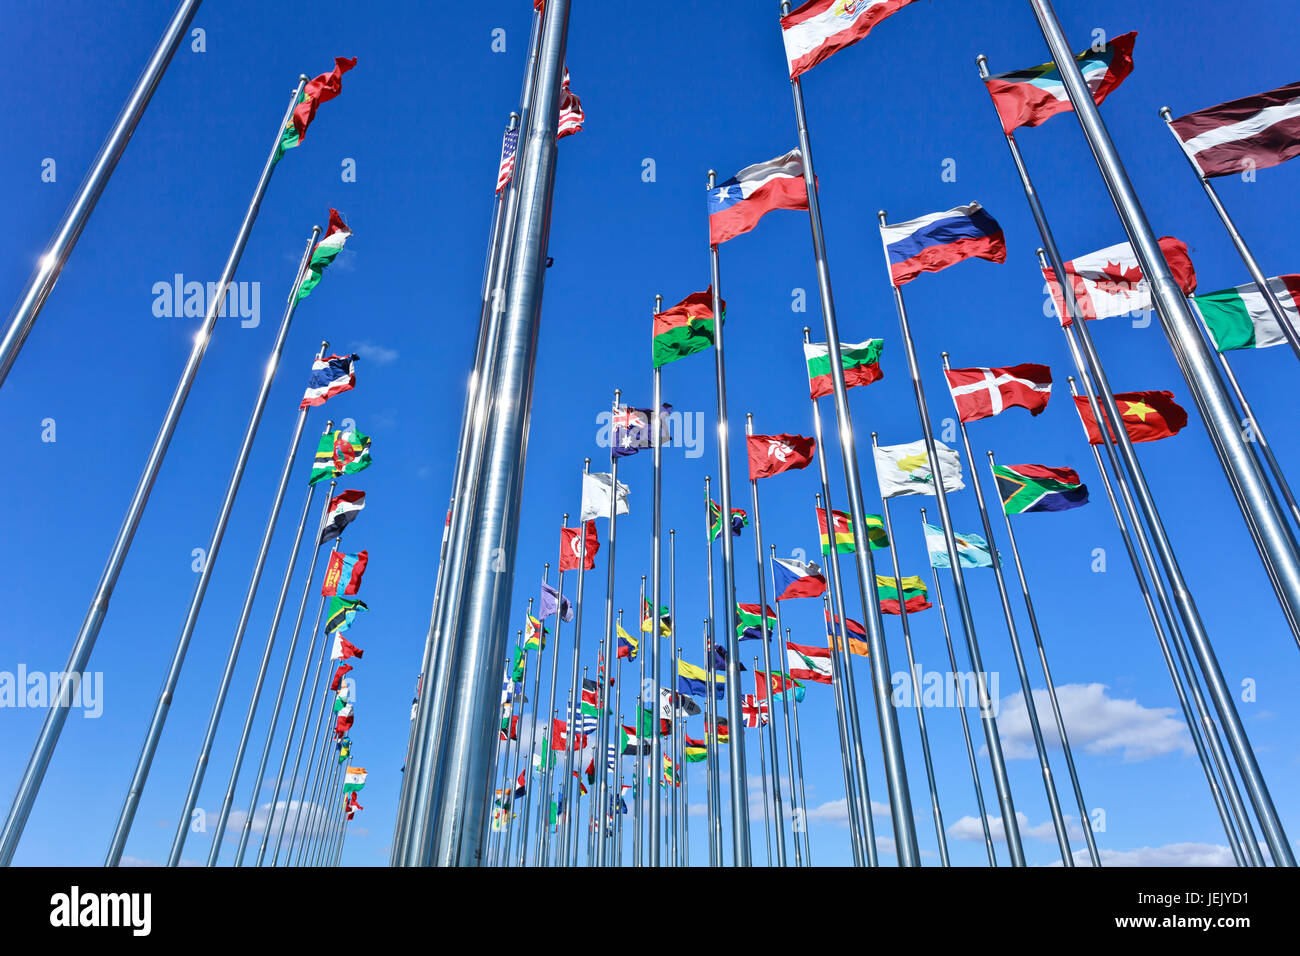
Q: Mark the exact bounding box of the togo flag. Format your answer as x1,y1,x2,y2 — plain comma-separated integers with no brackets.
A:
923,523,993,569
873,439,965,499
1193,276,1300,351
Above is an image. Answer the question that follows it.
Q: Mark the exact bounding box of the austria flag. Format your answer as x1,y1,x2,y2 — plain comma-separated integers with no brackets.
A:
772,557,827,601
746,433,816,480
880,202,1006,286
300,354,358,408
708,151,808,245
319,489,365,545
944,364,1052,423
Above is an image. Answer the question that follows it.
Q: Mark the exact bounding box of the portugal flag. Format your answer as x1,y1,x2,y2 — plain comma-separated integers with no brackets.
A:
746,433,815,480
1073,391,1188,445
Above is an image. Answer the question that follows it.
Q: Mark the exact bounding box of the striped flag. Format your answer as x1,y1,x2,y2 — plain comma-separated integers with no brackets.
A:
300,353,358,409
780,0,918,79
1193,276,1300,351
1169,80,1300,178
707,151,808,245
983,32,1137,133
496,127,518,193
879,202,1006,286
557,68,584,139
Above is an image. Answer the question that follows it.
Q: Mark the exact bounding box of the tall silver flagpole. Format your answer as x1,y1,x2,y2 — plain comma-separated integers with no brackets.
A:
0,75,309,867
518,566,554,866
743,414,787,867
678,652,689,870
1028,0,1297,864
705,189,752,867
767,556,804,867
874,481,950,867
986,449,1102,866
919,507,997,867
786,630,812,867
0,0,203,387
635,574,646,867
876,209,1026,866
505,625,531,864
649,356,666,870
293,694,338,865
753,658,773,866
820,590,865,867
1157,107,1300,363
281,630,343,865
535,547,569,865
104,236,321,866
613,615,625,863
667,529,680,866
703,478,720,867
701,619,718,868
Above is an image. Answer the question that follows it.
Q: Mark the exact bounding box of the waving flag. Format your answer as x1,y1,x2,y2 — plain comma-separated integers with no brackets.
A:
826,610,869,656
659,688,701,719
677,659,724,700
873,439,965,499
559,521,599,571
786,642,833,684
580,471,630,522
557,68,584,139
330,662,353,692
984,32,1137,133
616,622,638,660
756,671,805,703
322,550,368,596
880,202,1006,286
708,499,748,541
742,694,769,727
684,736,708,763
274,57,357,163
331,634,364,661
780,0,918,79
995,464,1090,515
923,524,993,569
772,557,827,601
1193,276,1300,351
524,614,549,650
654,289,722,367
539,580,573,622
736,603,777,641
342,767,367,794
877,575,932,615
310,428,373,485
1044,237,1197,324
496,127,519,193
944,363,1052,422
1169,80,1300,178
803,339,884,399
1074,391,1188,445
325,596,368,636
641,598,672,637
746,433,816,480
319,489,365,545
707,151,808,245
297,210,353,301
612,404,670,458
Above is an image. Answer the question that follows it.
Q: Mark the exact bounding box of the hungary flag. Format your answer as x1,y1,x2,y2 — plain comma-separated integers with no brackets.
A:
876,575,932,615
653,289,724,367
297,209,352,301
735,603,777,641
803,339,884,399
1193,276,1300,351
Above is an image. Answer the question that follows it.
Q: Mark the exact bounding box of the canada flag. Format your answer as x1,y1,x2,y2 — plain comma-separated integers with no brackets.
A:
746,433,816,480
1043,236,1197,325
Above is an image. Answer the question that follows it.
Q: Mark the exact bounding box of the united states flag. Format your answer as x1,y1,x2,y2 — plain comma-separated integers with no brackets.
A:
496,128,518,193
557,68,584,139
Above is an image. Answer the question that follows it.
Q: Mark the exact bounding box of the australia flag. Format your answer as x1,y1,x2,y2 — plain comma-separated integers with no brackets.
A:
612,403,671,458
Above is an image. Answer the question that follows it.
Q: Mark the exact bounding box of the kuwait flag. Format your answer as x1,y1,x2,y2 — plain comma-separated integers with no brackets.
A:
1073,391,1188,445
300,353,358,409
786,642,833,684
1193,276,1300,351
983,32,1137,133
772,556,827,601
746,433,816,480
876,575,932,615
803,339,884,399
944,363,1052,422
297,210,352,302
736,603,777,641
319,489,365,545
994,464,1089,515
1044,237,1197,324
1170,80,1300,178
274,57,357,163
322,550,368,596
653,289,723,367
708,151,808,246
331,634,364,661
780,0,918,79
880,202,1006,286
342,767,367,794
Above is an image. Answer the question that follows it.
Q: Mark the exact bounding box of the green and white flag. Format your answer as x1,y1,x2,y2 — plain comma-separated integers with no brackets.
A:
297,209,352,301
1192,276,1300,351
342,767,367,794
873,439,964,499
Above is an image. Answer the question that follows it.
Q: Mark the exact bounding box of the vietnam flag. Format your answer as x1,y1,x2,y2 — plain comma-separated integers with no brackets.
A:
559,521,599,571
747,433,816,480
1073,391,1188,445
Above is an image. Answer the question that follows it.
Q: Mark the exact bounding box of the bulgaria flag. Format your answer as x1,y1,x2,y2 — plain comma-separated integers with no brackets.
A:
653,289,723,367
342,767,367,794
803,339,884,399
1044,237,1197,324
1170,80,1300,178
322,550,368,596
736,603,777,641
274,58,357,163
994,463,1090,515
297,210,352,301
786,642,833,684
780,0,918,79
1193,276,1300,351
876,575,932,615
746,433,816,480
708,151,808,246
1073,390,1188,445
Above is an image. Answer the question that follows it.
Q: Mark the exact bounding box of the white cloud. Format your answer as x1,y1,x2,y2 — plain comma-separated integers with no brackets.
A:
351,340,399,365
1052,842,1236,867
949,811,1088,844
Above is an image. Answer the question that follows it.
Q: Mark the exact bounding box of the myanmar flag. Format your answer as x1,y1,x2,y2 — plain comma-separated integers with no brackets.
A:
803,339,884,400
297,209,352,301
273,57,357,163
1073,391,1188,445
736,603,777,640
817,507,887,554
876,575,931,615
653,289,723,367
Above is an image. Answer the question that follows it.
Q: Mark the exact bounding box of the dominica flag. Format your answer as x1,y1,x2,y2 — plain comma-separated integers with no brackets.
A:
803,339,884,399
877,575,932,615
983,32,1137,133
297,210,353,302
274,57,357,163
342,766,367,794
524,614,549,651
736,603,777,641
653,289,723,367
1193,276,1300,351
817,507,887,553
684,735,708,763
310,428,373,485
994,463,1090,514
708,499,749,541
325,596,368,636
322,550,368,596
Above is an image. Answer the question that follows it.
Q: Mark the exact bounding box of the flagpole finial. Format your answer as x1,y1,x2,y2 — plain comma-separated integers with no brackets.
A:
986,450,996,461
941,350,949,359
324,419,334,433
508,110,520,130
975,54,989,79
299,73,310,83
877,210,887,224
654,294,663,312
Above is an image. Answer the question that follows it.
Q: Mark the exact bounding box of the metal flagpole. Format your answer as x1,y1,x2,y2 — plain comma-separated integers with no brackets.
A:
507,625,532,864
1157,107,1300,363
936,360,1074,865
920,508,997,867
703,621,718,869
1028,0,1296,864
668,529,680,866
613,615,625,863
986,449,1102,866
744,414,788,867
0,75,309,866
874,485,950,867
820,589,864,867
786,628,813,867
753,659,773,866
635,575,646,867
1063,375,1253,866
768,557,804,867
282,635,341,865
0,0,202,386
678,650,690,869
597,392,628,869
104,235,322,866
875,210,1027,867
704,478,726,865
649,355,666,872
387,673,421,865
516,577,549,866
782,7,917,866
312,763,344,866
705,186,752,867
535,547,569,865
294,698,337,865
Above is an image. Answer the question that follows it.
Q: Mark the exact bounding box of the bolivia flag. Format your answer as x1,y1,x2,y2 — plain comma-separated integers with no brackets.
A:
297,210,353,302
1073,391,1188,445
735,603,777,641
803,339,884,400
653,289,723,367
772,557,827,601
876,575,932,615
786,642,833,684
1193,276,1300,351
880,203,1006,287
707,151,808,245
322,550,368,596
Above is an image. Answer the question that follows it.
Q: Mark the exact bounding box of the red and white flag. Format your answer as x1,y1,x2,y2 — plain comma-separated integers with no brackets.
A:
944,363,1052,423
1170,80,1300,178
786,642,833,684
557,68,584,139
1043,236,1197,324
780,0,918,79
496,127,518,193
741,694,769,728
559,521,599,571
746,433,816,480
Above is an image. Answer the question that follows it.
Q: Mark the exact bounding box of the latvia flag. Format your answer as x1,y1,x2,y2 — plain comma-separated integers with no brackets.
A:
786,642,833,684
1044,237,1197,324
780,0,918,79
1170,80,1300,179
319,489,365,546
708,151,809,246
1074,390,1188,445
559,521,599,571
772,557,827,601
746,433,816,480
944,363,1052,423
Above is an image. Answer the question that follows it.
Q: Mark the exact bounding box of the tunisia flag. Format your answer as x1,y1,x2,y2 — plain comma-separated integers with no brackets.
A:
559,521,599,571
747,433,816,480
944,363,1052,422
1073,390,1189,445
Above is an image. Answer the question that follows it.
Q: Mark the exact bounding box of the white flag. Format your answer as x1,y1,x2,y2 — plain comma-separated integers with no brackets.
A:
581,471,630,522
873,439,965,499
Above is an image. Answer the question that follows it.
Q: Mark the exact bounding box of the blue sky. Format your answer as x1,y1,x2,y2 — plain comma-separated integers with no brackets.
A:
3,0,1299,867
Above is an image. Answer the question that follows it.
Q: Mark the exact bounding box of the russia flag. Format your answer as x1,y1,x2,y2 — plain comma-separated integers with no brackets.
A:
708,151,809,245
879,202,1006,286
772,557,827,601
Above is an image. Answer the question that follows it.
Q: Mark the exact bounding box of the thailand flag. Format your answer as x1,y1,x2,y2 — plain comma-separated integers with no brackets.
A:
879,202,1006,286
771,556,827,601
300,354,358,408
708,151,808,245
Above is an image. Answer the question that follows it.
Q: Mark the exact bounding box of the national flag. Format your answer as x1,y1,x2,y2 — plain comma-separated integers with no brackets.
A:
550,718,587,752
514,769,527,799
559,521,599,571
296,209,353,302
1073,391,1188,445
616,621,638,660
742,694,769,727
1169,80,1300,178
944,363,1052,422
706,717,730,744
620,724,652,756
500,714,519,742
817,507,887,553
557,67,584,139
501,678,525,707
511,644,527,683
653,289,723,367
661,754,680,789
329,663,353,693
300,353,358,409
684,735,708,763
581,677,602,718
877,575,932,615
333,703,353,737
880,202,1006,286
310,428,373,485
330,634,364,661
539,580,573,622
1044,237,1197,324
780,0,918,79
273,57,357,163
756,671,805,703
1193,276,1300,351
771,556,827,601
580,471,630,522
677,658,724,700
994,464,1090,515
736,603,777,641
342,767,367,794
712,643,745,673
496,127,519,193
524,614,549,651
324,596,368,635
826,610,869,656
318,490,365,545
321,550,368,596
708,499,748,541
707,151,808,246
658,688,701,719
786,642,833,684
983,32,1137,133
336,736,351,763
346,792,362,821
641,598,672,637
873,439,965,498
923,524,993,569
746,433,816,480
612,403,670,458
637,705,671,738
803,339,884,399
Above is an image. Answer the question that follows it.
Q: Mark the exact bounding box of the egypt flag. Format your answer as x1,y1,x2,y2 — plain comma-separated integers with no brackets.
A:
322,550,368,596
944,363,1052,422
1193,276,1300,351
803,339,884,399
880,203,1006,287
826,610,869,656
708,151,808,245
1074,391,1188,445
780,0,919,79
786,642,833,684
557,68,584,139
1044,237,1197,324
300,354,358,409
994,464,1089,515
654,289,723,368
274,57,357,163
559,521,599,571
297,210,353,301
319,490,365,545
1169,80,1300,178
331,634,364,661
984,32,1137,133
876,575,932,615
772,557,827,601
746,433,816,480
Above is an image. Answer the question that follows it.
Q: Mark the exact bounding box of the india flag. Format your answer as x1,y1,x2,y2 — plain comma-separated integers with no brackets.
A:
297,209,352,301
1192,276,1300,351
342,767,367,793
